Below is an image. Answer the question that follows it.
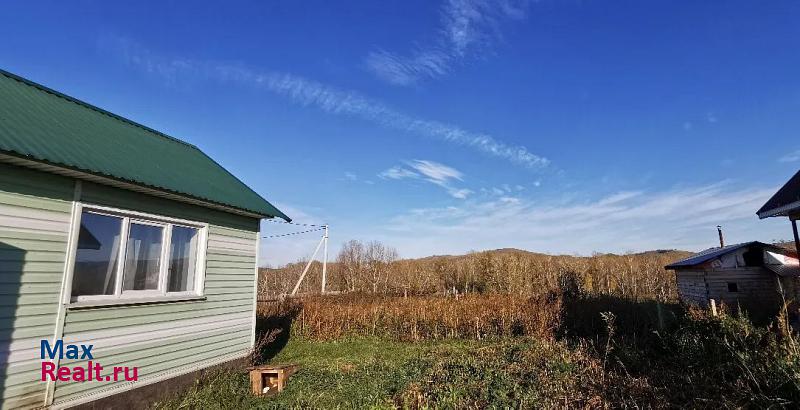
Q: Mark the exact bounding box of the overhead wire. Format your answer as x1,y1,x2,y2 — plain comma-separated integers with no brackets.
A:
264,219,326,228
262,227,325,239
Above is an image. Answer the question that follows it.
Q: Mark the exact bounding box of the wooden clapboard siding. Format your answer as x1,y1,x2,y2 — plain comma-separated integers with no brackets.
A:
52,181,259,407
705,267,781,306
0,163,73,410
676,270,707,306
676,265,785,309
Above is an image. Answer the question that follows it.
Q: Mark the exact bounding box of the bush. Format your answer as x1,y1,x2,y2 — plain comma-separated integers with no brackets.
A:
610,309,800,407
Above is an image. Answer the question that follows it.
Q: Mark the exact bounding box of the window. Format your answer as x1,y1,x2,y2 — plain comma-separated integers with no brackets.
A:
168,226,199,292
72,213,122,296
727,282,738,293
123,222,164,291
70,206,207,303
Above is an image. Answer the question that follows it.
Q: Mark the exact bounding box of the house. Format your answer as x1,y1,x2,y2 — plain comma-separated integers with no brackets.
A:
666,242,799,309
757,169,800,257
0,69,289,408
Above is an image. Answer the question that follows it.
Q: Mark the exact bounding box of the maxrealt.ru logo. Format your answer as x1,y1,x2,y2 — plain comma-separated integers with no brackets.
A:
40,340,138,382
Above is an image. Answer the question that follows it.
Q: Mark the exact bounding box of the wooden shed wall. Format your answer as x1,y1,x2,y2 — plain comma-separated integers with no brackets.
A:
705,267,780,307
676,266,783,309
675,270,707,306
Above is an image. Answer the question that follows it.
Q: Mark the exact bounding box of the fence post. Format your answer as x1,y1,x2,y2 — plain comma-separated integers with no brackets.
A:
656,302,664,330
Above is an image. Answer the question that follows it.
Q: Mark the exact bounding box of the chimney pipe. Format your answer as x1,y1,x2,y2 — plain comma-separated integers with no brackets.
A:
717,225,724,248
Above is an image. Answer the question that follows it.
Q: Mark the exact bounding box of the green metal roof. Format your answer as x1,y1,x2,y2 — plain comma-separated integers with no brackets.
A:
0,69,289,221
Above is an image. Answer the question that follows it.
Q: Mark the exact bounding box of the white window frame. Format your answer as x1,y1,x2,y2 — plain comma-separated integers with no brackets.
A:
68,203,209,305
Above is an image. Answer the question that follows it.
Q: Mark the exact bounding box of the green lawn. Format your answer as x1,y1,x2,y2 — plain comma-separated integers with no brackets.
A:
153,338,484,409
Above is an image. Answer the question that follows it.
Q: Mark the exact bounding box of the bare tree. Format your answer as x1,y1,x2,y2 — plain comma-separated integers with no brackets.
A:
337,240,365,292
364,241,398,293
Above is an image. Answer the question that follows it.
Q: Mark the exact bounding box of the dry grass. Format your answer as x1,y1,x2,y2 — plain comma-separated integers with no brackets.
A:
155,293,800,408
259,293,562,341
260,246,689,302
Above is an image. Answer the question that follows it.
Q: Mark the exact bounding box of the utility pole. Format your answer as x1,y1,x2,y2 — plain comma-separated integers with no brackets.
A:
321,224,328,294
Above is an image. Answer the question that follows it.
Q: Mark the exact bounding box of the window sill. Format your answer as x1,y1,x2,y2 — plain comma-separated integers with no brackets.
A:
68,295,207,310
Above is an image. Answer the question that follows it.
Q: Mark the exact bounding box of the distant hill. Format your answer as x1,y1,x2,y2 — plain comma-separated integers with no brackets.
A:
265,247,695,272
403,247,692,264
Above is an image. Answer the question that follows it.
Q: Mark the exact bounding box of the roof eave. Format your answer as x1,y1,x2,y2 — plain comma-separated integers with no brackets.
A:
757,201,800,219
0,152,280,220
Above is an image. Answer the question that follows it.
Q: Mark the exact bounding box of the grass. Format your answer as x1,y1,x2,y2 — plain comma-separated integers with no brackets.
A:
154,338,473,409
157,295,800,408
154,337,613,409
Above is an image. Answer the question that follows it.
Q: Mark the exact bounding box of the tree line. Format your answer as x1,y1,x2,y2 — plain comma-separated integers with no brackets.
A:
259,239,691,302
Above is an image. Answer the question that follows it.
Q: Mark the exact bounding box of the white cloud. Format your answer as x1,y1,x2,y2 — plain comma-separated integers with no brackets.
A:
379,166,419,180
596,191,642,206
379,160,472,199
378,183,786,258
102,35,549,169
366,0,532,85
344,172,358,181
779,150,800,163
449,188,474,199
408,159,463,184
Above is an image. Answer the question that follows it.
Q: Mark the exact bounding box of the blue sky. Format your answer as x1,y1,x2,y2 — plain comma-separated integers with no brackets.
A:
2,0,800,265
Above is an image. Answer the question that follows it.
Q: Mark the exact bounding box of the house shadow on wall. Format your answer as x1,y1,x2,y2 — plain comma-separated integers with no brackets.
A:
0,241,24,406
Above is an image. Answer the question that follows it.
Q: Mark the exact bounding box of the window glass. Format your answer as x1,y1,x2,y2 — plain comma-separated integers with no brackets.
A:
71,212,122,296
168,226,199,292
122,223,164,291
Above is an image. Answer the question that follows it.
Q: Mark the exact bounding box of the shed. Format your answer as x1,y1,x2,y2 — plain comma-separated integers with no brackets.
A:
666,241,799,309
0,69,289,408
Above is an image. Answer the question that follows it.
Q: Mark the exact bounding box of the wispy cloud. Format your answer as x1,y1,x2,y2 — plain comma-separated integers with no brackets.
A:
379,160,473,199
410,159,463,184
366,0,532,85
101,35,548,169
379,166,419,180
779,150,800,163
379,183,785,257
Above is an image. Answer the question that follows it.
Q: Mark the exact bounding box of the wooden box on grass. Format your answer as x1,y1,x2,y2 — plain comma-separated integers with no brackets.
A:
249,364,299,396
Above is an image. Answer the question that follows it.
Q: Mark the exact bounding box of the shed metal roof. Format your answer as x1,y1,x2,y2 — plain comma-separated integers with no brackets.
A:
664,241,788,269
0,69,289,221
757,170,800,219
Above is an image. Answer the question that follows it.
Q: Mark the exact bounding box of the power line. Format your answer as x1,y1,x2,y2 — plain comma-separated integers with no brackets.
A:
262,227,325,239
264,218,326,228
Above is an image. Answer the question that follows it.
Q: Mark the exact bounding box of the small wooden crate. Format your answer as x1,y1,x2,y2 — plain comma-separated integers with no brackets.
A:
248,364,299,396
